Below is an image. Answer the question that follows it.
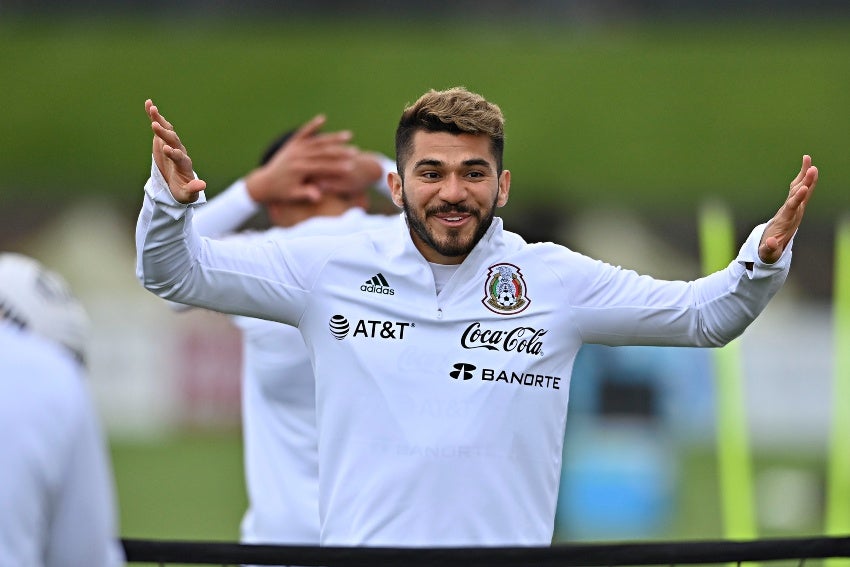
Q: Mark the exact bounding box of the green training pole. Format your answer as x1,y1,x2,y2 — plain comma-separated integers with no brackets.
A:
698,201,758,541
826,214,850,567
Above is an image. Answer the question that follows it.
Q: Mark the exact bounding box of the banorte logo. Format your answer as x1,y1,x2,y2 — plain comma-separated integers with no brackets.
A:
448,361,562,390
449,363,476,380
329,315,350,340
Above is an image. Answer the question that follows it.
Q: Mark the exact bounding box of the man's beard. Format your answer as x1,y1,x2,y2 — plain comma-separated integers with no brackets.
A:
401,187,498,259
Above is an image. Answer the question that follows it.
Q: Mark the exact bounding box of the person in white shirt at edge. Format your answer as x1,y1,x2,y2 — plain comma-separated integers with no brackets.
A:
0,253,124,567
137,87,818,547
166,113,398,546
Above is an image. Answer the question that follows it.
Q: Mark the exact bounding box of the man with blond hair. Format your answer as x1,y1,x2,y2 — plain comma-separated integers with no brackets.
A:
137,86,817,546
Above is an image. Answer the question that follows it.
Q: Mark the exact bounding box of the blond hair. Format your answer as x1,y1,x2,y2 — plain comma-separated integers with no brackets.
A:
395,86,505,176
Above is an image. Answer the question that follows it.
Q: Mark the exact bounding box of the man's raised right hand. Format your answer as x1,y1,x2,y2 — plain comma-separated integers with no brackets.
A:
145,99,207,204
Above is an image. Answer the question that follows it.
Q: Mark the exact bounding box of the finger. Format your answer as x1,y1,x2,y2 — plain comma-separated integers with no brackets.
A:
296,158,358,183
145,99,157,122
290,141,357,168
151,121,185,151
151,134,165,154
788,167,817,208
149,111,173,141
161,146,194,179
315,178,351,194
302,140,358,162
789,155,809,188
310,129,354,146
312,146,358,165
288,182,322,203
789,154,812,189
151,122,176,150
146,101,161,123
291,114,327,142
147,103,174,133
162,144,184,163
787,184,811,212
805,165,819,192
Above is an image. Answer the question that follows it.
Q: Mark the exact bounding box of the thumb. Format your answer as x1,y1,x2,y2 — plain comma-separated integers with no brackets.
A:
758,235,781,263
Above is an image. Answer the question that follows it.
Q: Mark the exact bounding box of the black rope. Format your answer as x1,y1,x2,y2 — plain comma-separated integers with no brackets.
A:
121,534,850,566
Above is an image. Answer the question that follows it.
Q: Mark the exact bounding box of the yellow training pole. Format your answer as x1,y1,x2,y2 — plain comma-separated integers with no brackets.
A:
698,201,758,542
826,214,850,567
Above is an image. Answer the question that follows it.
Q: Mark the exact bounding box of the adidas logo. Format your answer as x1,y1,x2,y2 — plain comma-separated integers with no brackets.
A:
361,272,395,296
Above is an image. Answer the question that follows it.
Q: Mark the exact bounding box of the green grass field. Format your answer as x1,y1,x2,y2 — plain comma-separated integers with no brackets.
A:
110,432,827,546
110,432,246,542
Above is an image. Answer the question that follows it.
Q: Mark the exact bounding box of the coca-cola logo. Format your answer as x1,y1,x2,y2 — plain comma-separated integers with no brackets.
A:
460,322,546,356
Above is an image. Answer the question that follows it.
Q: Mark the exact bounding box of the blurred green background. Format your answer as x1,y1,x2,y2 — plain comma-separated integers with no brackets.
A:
2,16,848,220
1,6,847,561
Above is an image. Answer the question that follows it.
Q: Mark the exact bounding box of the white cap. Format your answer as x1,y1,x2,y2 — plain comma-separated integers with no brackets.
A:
0,253,90,365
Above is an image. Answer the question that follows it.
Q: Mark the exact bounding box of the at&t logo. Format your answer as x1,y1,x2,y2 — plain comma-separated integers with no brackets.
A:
329,315,350,340
328,315,413,341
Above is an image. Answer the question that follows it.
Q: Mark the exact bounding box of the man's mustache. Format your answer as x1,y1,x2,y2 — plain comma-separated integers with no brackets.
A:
426,205,479,218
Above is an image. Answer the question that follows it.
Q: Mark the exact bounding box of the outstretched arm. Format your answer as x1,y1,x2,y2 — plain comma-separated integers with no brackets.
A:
758,154,818,263
145,99,207,204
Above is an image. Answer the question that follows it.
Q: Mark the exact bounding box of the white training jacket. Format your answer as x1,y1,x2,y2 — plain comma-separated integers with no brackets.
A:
0,322,123,567
184,174,398,545
137,161,791,547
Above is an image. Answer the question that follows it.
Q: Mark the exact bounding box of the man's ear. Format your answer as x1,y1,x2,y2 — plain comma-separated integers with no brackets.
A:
496,169,511,208
389,172,404,208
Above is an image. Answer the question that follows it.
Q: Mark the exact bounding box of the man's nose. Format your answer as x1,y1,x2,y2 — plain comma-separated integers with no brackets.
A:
439,174,466,203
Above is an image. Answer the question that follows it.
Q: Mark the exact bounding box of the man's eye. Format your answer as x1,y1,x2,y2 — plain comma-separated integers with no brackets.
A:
467,171,485,178
422,172,440,179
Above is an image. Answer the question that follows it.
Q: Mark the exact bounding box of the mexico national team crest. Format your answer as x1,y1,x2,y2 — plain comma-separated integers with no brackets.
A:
482,263,530,315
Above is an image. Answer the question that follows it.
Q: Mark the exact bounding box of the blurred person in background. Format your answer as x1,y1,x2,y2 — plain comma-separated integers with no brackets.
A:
0,253,124,566
164,109,399,546
137,87,817,547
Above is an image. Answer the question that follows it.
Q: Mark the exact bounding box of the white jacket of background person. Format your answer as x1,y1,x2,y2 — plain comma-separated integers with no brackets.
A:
0,321,124,567
137,160,791,547
174,157,397,545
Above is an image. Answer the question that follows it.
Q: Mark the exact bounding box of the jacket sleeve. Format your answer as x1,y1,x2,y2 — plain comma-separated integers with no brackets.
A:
135,158,308,327
192,178,263,238
164,177,262,314
553,225,791,347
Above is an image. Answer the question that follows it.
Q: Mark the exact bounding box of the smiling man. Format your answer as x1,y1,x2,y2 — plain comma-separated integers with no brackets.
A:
391,129,509,264
136,86,817,547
